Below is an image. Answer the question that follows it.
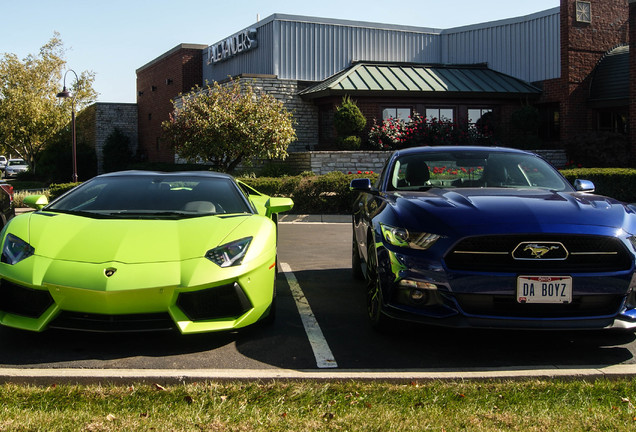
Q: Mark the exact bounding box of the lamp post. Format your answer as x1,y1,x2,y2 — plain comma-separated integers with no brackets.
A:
57,69,79,183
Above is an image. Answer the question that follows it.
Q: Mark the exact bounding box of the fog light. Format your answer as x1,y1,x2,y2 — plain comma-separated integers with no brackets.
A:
399,279,438,291
410,289,425,302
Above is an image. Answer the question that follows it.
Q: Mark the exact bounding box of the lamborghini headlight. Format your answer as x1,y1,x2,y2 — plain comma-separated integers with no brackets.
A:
380,223,442,250
206,237,253,268
1,233,35,265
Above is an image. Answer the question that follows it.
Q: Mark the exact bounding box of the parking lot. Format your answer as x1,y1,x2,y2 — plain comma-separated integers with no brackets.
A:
0,220,635,381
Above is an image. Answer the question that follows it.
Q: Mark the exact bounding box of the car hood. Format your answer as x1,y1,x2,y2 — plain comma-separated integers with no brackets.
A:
391,188,636,236
21,211,256,264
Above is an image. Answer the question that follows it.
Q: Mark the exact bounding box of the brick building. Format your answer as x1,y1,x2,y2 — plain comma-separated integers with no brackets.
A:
136,44,207,163
131,0,636,167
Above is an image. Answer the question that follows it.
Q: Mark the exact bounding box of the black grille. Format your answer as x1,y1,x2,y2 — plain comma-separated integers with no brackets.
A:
454,293,624,318
176,283,252,321
50,312,175,332
0,279,54,318
445,234,633,272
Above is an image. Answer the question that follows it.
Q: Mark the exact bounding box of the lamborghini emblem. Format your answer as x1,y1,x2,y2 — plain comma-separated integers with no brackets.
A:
104,268,117,277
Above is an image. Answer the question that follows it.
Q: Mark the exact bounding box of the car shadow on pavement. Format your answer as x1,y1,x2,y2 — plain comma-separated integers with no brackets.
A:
0,268,633,371
235,268,636,370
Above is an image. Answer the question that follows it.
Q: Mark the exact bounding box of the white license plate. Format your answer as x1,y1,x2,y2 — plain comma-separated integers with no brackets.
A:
516,276,572,304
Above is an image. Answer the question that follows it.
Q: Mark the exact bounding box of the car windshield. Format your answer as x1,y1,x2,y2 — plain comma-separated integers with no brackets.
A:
8,160,25,166
387,150,572,192
46,174,253,219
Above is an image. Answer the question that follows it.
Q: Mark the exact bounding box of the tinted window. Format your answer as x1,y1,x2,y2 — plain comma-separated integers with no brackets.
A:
47,175,253,218
388,151,571,192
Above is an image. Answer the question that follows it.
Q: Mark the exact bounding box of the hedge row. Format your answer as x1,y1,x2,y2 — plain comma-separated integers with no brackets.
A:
239,171,378,214
45,168,635,215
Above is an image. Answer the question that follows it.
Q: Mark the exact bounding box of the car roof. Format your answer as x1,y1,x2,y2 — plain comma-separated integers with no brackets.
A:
96,170,235,180
391,146,535,157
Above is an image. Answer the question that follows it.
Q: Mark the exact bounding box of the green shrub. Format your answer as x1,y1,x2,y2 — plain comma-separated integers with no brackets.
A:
333,96,366,138
336,135,362,150
241,171,378,214
49,182,81,200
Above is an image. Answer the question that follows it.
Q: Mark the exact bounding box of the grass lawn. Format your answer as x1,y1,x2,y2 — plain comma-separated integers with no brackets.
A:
0,379,635,431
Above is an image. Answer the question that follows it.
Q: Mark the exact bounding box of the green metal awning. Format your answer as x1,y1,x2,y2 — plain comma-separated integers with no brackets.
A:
298,62,542,99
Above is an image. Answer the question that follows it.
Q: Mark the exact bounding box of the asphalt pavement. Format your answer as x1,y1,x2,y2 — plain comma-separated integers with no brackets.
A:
3,210,636,384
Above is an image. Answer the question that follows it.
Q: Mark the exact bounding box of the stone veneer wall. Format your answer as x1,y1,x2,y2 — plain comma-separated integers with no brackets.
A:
93,103,138,174
280,149,568,176
236,75,318,153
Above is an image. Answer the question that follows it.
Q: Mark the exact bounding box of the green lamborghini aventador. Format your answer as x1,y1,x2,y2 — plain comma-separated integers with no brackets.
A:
0,171,293,333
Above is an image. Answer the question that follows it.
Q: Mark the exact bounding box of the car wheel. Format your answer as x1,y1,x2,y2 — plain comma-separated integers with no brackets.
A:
366,241,390,330
352,235,364,280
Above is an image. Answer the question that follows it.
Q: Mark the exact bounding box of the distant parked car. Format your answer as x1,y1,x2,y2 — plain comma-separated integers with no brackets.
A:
0,156,7,172
4,159,28,178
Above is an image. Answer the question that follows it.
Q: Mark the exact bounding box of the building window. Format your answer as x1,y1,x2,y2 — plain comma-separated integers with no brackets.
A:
425,108,454,122
468,108,493,128
382,107,412,122
598,111,628,135
575,1,591,23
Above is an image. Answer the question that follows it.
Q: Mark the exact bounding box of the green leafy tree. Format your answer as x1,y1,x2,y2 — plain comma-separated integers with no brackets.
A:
162,79,296,173
0,33,96,172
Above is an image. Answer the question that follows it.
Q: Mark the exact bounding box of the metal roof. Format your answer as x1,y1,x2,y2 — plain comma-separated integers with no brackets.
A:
589,45,629,107
298,62,542,99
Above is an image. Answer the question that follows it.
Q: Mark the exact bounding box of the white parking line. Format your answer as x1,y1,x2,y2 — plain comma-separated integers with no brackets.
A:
280,262,338,369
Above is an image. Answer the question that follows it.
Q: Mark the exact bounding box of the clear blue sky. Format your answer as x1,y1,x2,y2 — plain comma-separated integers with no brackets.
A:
0,0,559,104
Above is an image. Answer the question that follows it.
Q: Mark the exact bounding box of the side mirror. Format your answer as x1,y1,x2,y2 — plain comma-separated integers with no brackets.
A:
574,179,595,193
265,197,294,218
350,178,372,192
23,194,49,210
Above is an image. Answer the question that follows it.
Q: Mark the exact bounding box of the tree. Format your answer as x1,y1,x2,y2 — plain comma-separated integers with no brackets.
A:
0,33,96,172
162,79,296,173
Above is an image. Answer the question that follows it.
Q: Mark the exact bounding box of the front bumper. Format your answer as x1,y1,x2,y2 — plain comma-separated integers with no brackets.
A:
0,252,276,333
376,246,636,330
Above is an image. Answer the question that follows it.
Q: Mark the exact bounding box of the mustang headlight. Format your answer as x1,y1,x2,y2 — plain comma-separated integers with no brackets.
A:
1,233,35,265
380,223,442,250
206,237,253,268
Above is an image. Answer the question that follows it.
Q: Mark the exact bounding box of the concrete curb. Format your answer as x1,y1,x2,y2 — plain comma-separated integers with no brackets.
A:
1,365,636,385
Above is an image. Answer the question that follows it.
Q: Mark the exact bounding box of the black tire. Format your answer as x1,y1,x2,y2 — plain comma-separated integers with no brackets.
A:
352,235,364,280
366,241,390,331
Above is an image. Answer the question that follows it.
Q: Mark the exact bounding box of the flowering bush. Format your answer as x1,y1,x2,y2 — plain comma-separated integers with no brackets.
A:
368,112,494,150
367,117,407,150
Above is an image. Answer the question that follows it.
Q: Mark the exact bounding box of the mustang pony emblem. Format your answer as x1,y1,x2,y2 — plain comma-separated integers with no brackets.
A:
523,244,558,259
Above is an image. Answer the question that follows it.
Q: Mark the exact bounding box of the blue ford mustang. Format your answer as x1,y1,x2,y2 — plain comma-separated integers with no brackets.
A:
350,146,636,330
